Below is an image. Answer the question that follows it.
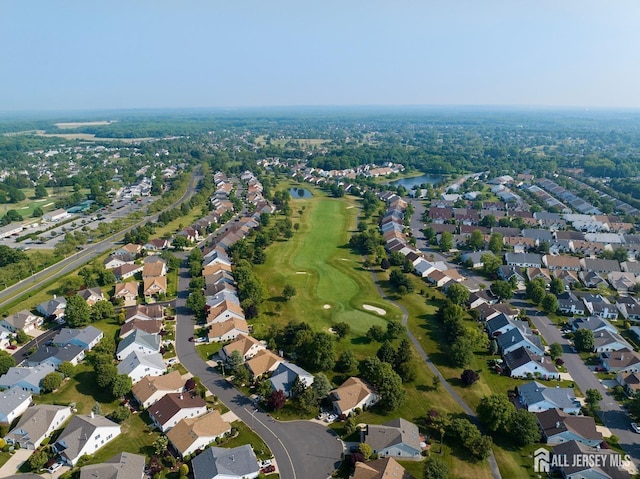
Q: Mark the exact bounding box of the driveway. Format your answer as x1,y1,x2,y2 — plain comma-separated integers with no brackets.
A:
0,449,31,477
174,259,343,479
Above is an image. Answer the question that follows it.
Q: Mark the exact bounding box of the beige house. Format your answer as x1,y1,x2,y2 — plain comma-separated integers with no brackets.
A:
330,377,378,416
246,349,284,378
167,410,231,458
208,318,249,342
131,371,185,409
0,310,42,334
221,334,265,361
143,277,167,298
114,282,139,306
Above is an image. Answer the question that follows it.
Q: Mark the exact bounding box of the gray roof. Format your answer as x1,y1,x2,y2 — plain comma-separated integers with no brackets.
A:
364,418,421,453
116,329,161,357
522,229,554,241
486,313,512,336
117,350,166,376
496,322,543,353
37,297,67,316
79,452,146,479
504,252,543,266
27,344,84,366
570,316,615,334
192,445,260,479
0,364,56,391
55,415,120,464
269,361,313,395
53,326,103,349
552,441,629,479
1,310,39,330
7,404,71,447
0,386,32,418
518,381,580,410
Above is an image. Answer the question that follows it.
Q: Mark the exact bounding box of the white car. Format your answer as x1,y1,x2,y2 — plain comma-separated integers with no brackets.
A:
631,423,640,434
46,462,63,474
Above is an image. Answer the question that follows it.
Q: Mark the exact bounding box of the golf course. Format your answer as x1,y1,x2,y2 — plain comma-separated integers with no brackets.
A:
253,192,401,344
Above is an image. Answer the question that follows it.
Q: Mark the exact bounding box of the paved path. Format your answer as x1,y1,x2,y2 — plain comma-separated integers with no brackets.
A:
174,260,342,479
0,449,31,477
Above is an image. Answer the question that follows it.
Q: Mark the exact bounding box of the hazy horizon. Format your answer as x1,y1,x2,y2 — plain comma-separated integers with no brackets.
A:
3,1,640,112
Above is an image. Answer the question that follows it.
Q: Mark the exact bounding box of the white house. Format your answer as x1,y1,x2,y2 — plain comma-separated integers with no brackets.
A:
0,310,43,334
221,335,265,362
6,404,72,449
0,364,57,394
517,381,581,415
149,392,207,433
504,346,560,380
0,387,32,425
269,361,314,397
53,414,121,466
361,418,422,461
207,318,249,342
117,350,166,384
43,208,70,222
329,377,378,416
116,330,161,360
167,410,231,458
192,445,260,479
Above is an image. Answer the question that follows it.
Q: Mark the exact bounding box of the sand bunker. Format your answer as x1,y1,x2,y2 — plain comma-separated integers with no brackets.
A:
363,304,386,315
296,271,307,274
323,304,331,309
346,206,355,209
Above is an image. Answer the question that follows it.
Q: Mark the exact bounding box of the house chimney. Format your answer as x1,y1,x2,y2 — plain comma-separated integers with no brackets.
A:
555,421,561,428
179,394,183,400
90,411,94,419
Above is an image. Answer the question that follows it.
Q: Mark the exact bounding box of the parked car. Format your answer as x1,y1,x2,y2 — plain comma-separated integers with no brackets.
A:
7,345,17,350
188,336,194,342
261,465,276,474
631,422,640,434
45,459,63,474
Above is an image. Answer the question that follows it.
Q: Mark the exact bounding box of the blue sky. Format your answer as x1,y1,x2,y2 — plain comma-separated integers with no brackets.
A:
2,1,639,111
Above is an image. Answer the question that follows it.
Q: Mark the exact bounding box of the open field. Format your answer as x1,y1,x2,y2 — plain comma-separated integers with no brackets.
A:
55,121,115,129
3,130,153,143
253,135,330,148
252,194,399,357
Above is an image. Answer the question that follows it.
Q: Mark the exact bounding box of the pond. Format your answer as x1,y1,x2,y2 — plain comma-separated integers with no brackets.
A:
289,188,313,199
386,173,443,190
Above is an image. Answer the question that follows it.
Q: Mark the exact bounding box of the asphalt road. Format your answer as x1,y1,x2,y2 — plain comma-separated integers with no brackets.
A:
0,170,202,310
174,259,343,479
518,298,640,464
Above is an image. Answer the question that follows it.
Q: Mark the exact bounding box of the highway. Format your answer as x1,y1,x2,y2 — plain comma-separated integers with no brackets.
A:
0,169,202,310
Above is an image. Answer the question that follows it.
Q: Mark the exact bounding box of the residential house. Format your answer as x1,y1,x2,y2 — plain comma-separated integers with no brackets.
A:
52,414,121,466
593,330,631,353
143,276,167,298
558,293,586,316
25,343,85,368
413,258,438,277
616,372,640,396
6,404,72,449
245,350,284,379
461,251,494,269
0,310,42,334
113,264,144,281
600,348,640,373
543,255,582,271
131,370,185,409
114,243,142,257
113,282,139,306
52,326,103,352
329,377,378,416
221,334,264,362
352,458,414,479
616,296,640,321
551,440,630,479
517,381,581,415
149,392,207,433
167,410,231,458
537,409,603,446
496,321,544,357
498,266,526,288
76,288,105,306
504,346,560,380
527,267,552,282
0,387,32,424
503,236,535,253
468,290,497,309
579,271,607,289
202,262,232,277
607,272,638,294
0,364,56,394
578,294,618,320
580,258,621,274
124,304,164,322
144,238,170,252
116,330,161,360
505,252,543,268
553,270,580,290
361,418,422,460
36,296,67,319
104,254,134,270
191,444,260,479
205,300,245,326
142,262,167,279
119,318,163,339
486,313,516,338
269,361,314,397
208,318,249,342
117,350,166,384
79,452,145,479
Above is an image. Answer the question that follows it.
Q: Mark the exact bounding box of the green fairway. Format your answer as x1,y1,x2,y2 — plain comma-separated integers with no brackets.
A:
254,196,399,345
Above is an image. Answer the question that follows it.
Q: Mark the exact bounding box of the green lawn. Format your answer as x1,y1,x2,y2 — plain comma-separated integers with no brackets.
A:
252,195,400,359
196,342,223,362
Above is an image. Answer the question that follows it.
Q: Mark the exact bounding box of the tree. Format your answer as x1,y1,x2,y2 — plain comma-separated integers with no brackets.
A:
333,322,350,339
491,280,514,301
449,334,477,368
423,454,448,479
466,229,485,251
28,449,49,471
95,361,118,389
439,231,453,252
574,328,595,352
358,443,372,460
311,373,332,400
461,369,480,386
32,206,44,217
377,341,396,364
267,389,287,411
34,184,48,199
380,257,390,270
530,285,546,304
91,300,115,322
186,290,206,320
549,343,563,361
111,374,133,398
489,338,498,355
335,350,357,373
477,394,515,433
446,282,470,305
300,332,335,371
227,350,244,374
488,233,503,254
110,405,131,423
585,388,603,413
172,236,190,250
42,372,63,392
65,294,91,327
508,409,540,446
59,361,75,378
282,284,297,301
366,325,386,342
0,350,16,376
375,363,406,411
179,464,189,478
386,321,404,339
541,293,559,314
550,277,565,296
153,435,169,456
16,329,30,344
92,402,103,416
481,253,501,276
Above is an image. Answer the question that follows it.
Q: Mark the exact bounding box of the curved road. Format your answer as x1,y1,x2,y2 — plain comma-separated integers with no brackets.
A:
0,170,202,310
174,260,343,479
